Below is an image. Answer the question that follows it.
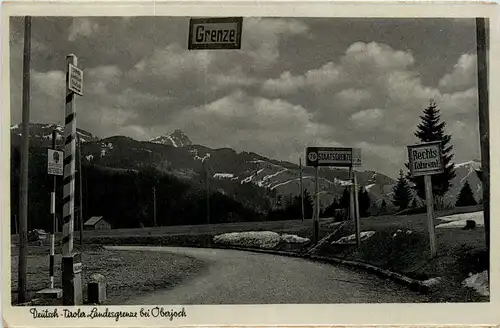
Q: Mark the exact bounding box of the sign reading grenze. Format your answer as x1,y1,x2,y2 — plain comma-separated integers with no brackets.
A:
407,141,444,177
188,17,243,50
306,147,354,167
47,148,64,176
68,64,83,96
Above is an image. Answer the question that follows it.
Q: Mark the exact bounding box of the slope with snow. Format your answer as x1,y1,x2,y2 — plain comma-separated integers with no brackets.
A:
149,129,193,147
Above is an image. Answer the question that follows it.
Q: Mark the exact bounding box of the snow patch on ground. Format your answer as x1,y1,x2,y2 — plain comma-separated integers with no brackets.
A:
392,229,413,238
332,231,376,245
422,277,443,287
462,271,489,296
11,124,19,130
365,184,376,191
280,234,310,244
213,231,309,249
435,211,484,229
213,173,234,179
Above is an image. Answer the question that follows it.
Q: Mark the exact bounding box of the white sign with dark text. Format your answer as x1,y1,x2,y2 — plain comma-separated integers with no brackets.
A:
69,64,83,96
47,149,64,176
407,141,444,177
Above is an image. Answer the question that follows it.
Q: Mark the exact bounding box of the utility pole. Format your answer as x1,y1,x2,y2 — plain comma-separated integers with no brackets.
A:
78,135,84,245
18,15,31,304
153,186,157,227
300,157,304,221
476,18,489,259
205,161,210,225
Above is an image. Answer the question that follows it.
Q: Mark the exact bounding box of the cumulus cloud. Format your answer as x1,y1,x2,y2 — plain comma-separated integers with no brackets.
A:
439,53,477,92
68,18,99,41
350,108,384,128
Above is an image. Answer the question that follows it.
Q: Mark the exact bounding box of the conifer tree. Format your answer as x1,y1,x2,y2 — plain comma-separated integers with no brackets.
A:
392,169,412,211
455,181,478,207
405,100,456,203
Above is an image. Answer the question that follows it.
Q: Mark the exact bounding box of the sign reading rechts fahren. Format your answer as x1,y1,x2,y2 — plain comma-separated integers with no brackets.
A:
407,141,444,177
47,149,64,176
188,17,243,50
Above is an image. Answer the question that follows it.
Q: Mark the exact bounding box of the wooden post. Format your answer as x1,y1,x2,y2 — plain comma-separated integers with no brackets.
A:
313,166,320,243
353,170,361,246
476,17,489,257
206,161,210,224
153,186,157,227
349,166,355,228
78,135,84,245
424,175,437,257
300,157,304,221
18,15,31,304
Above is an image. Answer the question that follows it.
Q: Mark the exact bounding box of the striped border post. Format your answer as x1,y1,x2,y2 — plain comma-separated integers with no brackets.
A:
61,54,83,305
49,129,57,288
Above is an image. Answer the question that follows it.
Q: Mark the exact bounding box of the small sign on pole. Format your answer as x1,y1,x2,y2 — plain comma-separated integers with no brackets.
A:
188,17,243,50
407,141,444,257
47,149,64,176
306,147,353,167
68,64,83,96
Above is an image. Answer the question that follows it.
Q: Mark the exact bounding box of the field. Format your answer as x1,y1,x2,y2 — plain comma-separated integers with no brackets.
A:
10,245,205,305
9,205,487,303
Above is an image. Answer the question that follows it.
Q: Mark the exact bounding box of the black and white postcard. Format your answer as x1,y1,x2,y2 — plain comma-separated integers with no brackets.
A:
1,1,499,327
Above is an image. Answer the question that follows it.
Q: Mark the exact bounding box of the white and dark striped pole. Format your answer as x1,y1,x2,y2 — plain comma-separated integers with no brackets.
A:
49,129,57,288
61,54,83,305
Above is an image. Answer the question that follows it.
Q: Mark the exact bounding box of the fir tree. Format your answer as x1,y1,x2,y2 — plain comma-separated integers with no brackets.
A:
303,189,314,219
380,199,387,215
357,186,371,217
455,181,478,207
410,198,418,208
392,169,412,211
405,100,456,203
340,188,350,209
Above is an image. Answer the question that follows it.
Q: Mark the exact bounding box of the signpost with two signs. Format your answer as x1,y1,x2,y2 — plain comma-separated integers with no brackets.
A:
305,147,362,245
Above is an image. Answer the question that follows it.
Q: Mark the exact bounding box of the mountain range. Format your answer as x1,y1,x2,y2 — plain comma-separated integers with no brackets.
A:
10,123,483,211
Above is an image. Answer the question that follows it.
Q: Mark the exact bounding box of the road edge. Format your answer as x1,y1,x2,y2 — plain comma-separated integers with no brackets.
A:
199,244,430,294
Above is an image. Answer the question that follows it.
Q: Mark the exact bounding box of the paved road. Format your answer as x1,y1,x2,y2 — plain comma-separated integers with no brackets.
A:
105,246,429,304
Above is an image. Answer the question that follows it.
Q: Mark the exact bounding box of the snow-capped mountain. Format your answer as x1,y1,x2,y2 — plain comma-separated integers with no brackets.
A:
10,123,97,146
149,129,193,147
447,159,483,203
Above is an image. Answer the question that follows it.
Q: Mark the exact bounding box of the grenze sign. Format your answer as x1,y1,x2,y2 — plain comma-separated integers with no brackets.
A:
188,17,243,50
407,141,444,177
306,147,361,167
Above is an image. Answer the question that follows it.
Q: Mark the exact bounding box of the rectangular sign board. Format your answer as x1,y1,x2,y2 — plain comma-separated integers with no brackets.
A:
407,141,444,177
69,64,83,96
306,147,354,167
352,148,362,166
188,17,243,50
47,149,64,176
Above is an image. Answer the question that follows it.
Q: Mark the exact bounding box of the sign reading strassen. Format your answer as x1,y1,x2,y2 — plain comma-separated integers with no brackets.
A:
188,17,243,50
407,141,444,177
306,147,354,167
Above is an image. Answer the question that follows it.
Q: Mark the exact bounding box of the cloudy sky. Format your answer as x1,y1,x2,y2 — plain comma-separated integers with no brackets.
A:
10,17,481,178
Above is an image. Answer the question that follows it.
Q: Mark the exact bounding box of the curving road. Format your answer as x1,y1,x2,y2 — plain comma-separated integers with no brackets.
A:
105,246,429,304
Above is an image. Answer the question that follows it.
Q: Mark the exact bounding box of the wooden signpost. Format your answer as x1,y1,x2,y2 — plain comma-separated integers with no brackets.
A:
407,141,444,258
305,147,362,245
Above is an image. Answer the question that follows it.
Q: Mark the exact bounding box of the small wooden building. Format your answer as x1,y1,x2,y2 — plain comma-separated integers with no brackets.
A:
84,216,111,230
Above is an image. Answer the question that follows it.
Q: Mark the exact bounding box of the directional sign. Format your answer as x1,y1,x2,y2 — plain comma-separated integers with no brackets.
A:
188,17,243,50
68,64,83,96
47,149,64,176
352,148,362,166
306,147,354,167
407,141,444,177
